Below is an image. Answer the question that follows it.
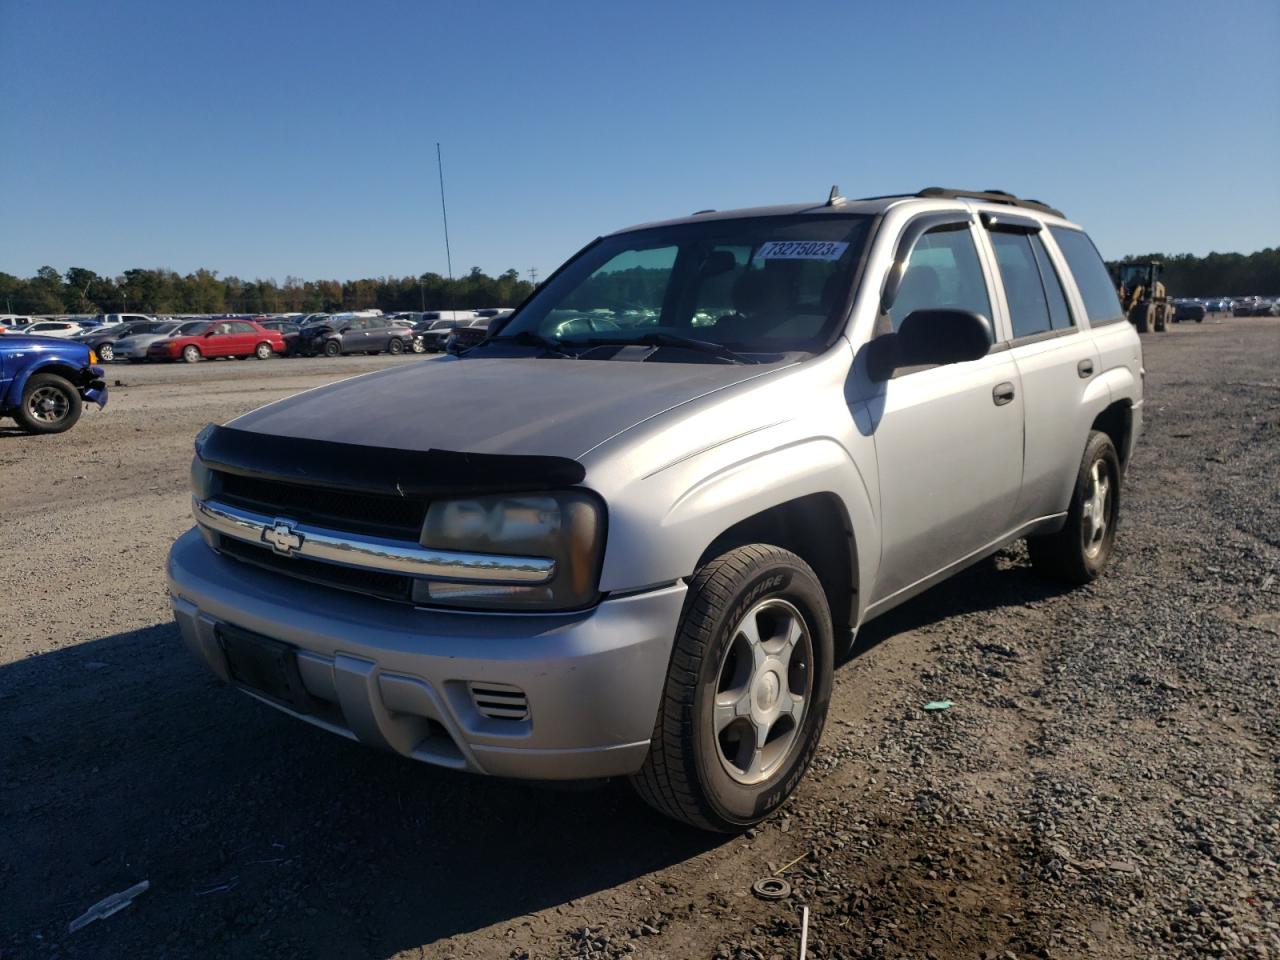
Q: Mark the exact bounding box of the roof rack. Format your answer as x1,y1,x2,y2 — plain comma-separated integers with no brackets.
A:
914,187,1064,219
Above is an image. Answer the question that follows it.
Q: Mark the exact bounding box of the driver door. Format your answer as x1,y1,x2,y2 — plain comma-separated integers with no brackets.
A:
862,219,1025,607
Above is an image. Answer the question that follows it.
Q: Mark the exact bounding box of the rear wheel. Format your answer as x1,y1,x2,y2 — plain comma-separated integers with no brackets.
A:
387,338,404,355
631,544,833,832
1028,430,1121,584
15,373,82,434
182,345,202,364
254,342,273,359
323,340,341,357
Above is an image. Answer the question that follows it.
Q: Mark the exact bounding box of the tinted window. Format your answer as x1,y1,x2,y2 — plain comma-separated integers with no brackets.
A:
991,231,1052,338
1050,227,1124,325
229,321,256,333
889,224,991,331
1030,234,1073,329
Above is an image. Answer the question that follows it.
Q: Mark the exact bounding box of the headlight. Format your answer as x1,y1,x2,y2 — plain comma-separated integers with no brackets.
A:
414,491,605,611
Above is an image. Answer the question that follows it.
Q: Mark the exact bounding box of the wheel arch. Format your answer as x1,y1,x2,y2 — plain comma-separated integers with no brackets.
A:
1091,399,1134,470
9,360,84,401
693,493,859,642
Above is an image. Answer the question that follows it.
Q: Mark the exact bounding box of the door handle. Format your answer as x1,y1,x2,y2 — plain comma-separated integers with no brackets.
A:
992,381,1016,406
1078,359,1094,378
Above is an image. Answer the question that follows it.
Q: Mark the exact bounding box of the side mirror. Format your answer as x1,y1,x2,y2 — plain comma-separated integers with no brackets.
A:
204,330,217,337
339,326,351,333
866,309,992,381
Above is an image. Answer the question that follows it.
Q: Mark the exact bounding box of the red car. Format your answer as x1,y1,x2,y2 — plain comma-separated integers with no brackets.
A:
147,319,285,363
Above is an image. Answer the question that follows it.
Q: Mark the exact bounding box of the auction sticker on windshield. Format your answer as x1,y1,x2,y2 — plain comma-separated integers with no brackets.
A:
754,240,848,261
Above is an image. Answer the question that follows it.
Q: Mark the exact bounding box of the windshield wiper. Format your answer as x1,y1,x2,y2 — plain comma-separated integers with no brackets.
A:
480,330,579,358
584,332,758,365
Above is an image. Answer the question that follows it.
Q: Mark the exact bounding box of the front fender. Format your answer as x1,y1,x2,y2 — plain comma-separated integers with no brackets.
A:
592,428,880,623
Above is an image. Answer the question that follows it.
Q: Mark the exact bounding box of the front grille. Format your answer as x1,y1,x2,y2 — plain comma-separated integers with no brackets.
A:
220,537,413,603
216,471,427,540
468,682,530,721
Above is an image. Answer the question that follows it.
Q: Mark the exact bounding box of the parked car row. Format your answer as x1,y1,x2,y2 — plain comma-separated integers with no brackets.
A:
1167,296,1280,318
0,308,517,363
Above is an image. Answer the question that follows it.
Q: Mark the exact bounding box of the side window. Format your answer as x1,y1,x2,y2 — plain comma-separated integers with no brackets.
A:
1049,227,1125,325
1029,234,1073,329
230,321,255,333
990,231,1052,338
889,224,991,331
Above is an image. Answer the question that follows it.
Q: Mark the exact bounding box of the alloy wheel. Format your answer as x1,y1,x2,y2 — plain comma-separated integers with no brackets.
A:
27,385,69,424
712,598,813,785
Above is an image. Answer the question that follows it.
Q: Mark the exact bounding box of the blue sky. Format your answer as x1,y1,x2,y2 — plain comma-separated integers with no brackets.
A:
2,0,1277,283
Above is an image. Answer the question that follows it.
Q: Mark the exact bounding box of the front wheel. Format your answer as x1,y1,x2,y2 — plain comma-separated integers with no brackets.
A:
182,345,202,364
323,340,341,357
15,373,83,434
254,342,273,359
98,343,115,362
631,544,833,832
411,338,426,354
1028,430,1121,584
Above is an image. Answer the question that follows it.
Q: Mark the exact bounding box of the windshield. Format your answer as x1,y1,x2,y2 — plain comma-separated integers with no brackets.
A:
496,214,871,355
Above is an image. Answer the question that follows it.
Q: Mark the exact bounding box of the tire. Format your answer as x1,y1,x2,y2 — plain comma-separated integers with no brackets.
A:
411,338,426,354
254,342,273,360
14,373,82,434
98,342,115,362
1027,430,1121,584
182,345,202,364
630,544,834,832
1195,316,1203,324
323,340,341,357
387,338,404,355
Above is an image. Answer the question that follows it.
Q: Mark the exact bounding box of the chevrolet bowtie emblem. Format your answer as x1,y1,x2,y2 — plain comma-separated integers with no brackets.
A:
262,519,304,556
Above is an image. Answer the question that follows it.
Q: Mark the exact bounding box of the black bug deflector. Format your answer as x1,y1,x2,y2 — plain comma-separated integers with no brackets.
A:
195,424,587,498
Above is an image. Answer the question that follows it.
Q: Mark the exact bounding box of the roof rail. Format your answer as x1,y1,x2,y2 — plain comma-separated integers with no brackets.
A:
915,187,1065,219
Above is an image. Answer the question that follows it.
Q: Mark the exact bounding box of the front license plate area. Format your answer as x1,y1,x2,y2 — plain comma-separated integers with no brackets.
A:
218,625,315,712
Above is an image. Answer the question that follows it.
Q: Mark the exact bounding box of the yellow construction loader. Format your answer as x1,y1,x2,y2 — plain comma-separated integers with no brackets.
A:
1114,260,1175,333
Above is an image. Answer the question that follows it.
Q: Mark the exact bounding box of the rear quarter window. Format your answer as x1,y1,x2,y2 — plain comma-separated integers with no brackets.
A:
1049,227,1125,326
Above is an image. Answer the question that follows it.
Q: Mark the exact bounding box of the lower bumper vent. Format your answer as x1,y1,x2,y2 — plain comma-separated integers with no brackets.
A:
469,682,529,721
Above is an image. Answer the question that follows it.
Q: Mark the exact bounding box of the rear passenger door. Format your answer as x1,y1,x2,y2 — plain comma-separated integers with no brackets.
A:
981,215,1099,525
227,321,258,356
365,319,390,351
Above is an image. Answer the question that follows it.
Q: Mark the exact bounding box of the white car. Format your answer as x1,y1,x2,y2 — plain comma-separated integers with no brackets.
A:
20,320,87,339
0,315,36,333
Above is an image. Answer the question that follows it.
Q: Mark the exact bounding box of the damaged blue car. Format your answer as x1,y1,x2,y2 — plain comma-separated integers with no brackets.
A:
0,334,108,434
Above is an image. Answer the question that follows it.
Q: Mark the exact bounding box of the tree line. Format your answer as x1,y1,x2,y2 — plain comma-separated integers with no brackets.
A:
0,266,536,316
2,246,1278,317
1103,247,1280,297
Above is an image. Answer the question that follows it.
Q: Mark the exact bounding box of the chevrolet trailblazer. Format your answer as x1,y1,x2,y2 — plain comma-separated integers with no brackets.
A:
168,187,1143,831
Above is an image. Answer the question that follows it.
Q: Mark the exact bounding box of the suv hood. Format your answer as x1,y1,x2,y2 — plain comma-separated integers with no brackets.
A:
231,356,780,459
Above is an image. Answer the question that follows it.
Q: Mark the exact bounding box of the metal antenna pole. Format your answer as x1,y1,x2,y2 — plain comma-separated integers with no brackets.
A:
436,142,453,283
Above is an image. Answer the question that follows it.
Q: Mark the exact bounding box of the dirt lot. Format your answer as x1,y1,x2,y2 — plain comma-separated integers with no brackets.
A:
2,321,1277,960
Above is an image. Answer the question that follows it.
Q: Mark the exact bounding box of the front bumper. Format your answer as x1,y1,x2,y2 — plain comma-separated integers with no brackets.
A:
79,365,108,408
167,528,684,779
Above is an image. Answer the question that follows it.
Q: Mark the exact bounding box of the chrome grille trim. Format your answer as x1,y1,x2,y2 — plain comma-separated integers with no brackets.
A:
193,497,556,584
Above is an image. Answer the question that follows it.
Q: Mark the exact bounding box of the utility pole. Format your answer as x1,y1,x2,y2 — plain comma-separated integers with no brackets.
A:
529,267,539,286
436,142,453,283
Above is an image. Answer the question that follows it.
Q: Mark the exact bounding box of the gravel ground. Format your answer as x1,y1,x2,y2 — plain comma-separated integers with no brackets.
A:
1,319,1276,960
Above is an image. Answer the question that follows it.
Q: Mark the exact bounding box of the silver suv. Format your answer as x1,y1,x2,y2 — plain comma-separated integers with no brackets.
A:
168,187,1143,831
